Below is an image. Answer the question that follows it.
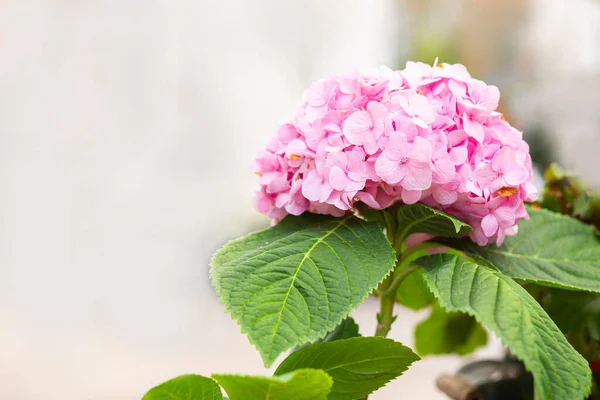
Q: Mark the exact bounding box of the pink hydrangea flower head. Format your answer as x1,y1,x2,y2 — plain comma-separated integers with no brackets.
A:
253,62,537,245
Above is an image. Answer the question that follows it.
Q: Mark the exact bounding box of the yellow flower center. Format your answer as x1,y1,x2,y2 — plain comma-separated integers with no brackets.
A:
497,186,518,197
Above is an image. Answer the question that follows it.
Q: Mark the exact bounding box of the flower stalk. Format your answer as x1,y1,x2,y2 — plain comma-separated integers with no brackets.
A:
375,273,397,337
374,221,422,338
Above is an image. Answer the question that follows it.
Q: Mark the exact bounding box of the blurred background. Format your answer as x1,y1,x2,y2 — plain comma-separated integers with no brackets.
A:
1,0,599,399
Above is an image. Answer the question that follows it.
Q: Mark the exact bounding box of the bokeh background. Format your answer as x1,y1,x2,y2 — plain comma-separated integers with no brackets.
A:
1,1,599,399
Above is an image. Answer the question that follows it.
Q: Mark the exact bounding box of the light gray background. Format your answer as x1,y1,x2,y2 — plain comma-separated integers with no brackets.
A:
1,1,598,399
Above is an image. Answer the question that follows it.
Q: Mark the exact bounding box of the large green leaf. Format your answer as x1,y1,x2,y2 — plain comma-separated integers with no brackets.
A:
418,253,591,400
451,207,600,292
415,301,487,356
142,374,222,400
212,369,331,400
274,337,419,400
395,204,471,244
396,268,434,310
211,214,396,366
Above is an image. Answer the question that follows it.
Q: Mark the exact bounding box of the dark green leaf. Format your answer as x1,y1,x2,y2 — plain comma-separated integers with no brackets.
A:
274,337,419,400
395,204,471,244
396,268,434,310
415,301,487,356
295,317,360,351
213,369,331,400
544,288,600,334
418,253,591,400
449,207,600,292
142,374,222,400
357,205,388,228
316,317,361,343
211,213,396,366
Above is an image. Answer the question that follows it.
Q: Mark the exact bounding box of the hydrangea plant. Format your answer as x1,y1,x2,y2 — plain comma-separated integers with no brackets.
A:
142,62,600,400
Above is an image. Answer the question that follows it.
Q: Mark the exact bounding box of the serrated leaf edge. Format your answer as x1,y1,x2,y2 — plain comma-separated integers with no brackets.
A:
419,254,592,400
209,215,396,366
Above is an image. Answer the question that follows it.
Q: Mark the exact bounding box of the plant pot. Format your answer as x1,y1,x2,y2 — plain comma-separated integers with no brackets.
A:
437,358,533,400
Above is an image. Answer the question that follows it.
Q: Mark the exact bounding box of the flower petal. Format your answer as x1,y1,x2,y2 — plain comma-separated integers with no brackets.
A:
481,85,500,111
383,132,408,161
329,166,348,191
409,94,435,122
448,79,467,98
494,206,516,228
355,190,380,209
504,164,529,186
410,136,432,164
432,156,455,184
342,110,372,145
473,164,497,185
433,187,458,205
481,214,499,237
375,153,406,184
301,171,323,202
367,101,389,120
319,181,334,203
449,145,468,165
393,115,418,140
491,147,517,172
401,189,422,204
462,113,484,143
285,139,307,158
363,131,380,155
304,81,330,107
402,160,432,190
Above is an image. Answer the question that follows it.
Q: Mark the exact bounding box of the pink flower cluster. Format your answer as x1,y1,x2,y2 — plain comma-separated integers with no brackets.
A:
253,62,537,245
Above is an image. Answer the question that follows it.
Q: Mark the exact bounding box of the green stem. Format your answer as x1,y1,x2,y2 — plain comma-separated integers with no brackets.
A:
374,219,430,337
375,273,396,337
374,264,420,337
368,220,427,400
399,241,442,263
386,264,419,297
375,264,421,334
366,272,403,400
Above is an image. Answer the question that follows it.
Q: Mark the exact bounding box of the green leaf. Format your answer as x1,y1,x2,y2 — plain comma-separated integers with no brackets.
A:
544,288,600,334
211,214,396,366
316,316,361,343
212,369,332,400
450,207,600,292
417,253,591,400
395,204,471,244
415,301,487,356
573,194,594,220
142,374,222,400
357,205,389,229
274,337,420,400
395,268,434,310
296,317,361,351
